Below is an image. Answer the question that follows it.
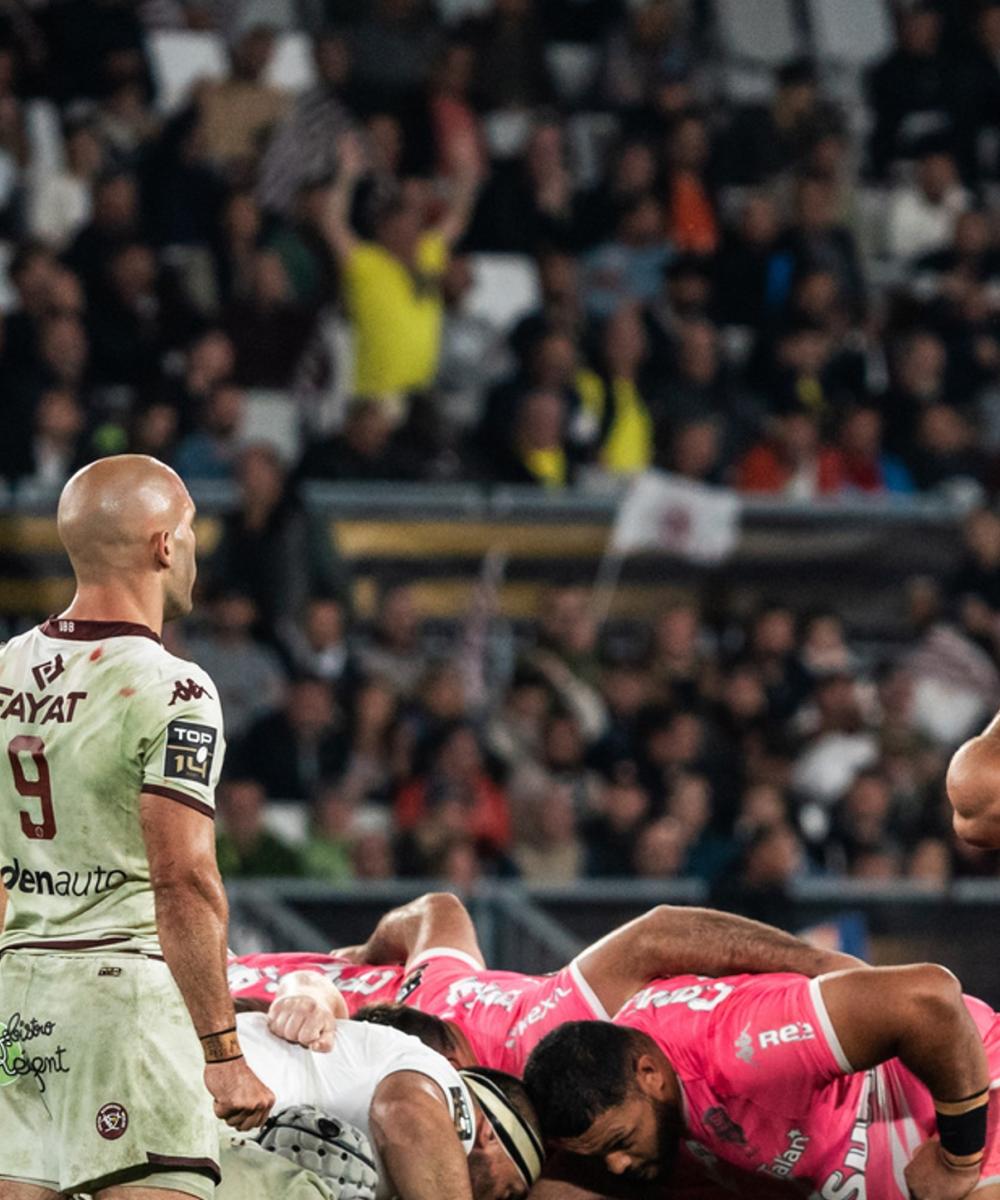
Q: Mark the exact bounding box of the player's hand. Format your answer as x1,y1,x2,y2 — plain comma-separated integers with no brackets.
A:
905,1139,981,1200
267,992,337,1052
204,1058,274,1132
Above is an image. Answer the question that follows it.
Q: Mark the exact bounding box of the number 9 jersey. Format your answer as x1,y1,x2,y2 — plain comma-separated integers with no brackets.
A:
0,618,225,957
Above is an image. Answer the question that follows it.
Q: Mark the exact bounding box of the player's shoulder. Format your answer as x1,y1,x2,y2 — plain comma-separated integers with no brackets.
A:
0,625,44,657
128,641,219,700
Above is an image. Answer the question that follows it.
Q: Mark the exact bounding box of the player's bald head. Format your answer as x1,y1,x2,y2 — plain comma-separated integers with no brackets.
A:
58,455,192,581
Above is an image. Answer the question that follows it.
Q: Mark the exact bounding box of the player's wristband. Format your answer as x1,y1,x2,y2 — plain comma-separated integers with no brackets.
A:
199,1026,242,1064
935,1086,990,1169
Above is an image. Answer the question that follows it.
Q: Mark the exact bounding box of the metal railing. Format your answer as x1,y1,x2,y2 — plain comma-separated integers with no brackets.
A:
223,878,1000,1007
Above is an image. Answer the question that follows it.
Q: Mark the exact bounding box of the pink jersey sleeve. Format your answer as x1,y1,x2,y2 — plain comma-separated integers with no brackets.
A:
622,973,850,1117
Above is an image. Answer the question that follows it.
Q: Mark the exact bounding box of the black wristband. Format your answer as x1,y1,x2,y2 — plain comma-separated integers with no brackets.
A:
936,1098,989,1162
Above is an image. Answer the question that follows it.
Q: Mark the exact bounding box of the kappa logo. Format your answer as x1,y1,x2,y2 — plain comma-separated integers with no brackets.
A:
734,1023,756,1066
31,654,65,691
96,1102,128,1140
168,678,211,706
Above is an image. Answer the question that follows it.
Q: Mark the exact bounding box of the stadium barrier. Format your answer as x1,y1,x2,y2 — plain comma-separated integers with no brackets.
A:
0,483,966,635
226,878,1000,1007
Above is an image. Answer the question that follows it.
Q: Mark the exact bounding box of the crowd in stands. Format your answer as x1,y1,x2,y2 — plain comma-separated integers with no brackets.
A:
164,473,1000,892
5,0,1000,888
3,1,1000,496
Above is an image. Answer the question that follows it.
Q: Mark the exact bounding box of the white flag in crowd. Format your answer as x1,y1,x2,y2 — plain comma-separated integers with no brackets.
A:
610,471,742,564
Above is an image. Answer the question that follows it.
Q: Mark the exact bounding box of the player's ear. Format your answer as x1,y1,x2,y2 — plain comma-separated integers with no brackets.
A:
153,529,171,569
635,1053,666,1098
474,1111,495,1149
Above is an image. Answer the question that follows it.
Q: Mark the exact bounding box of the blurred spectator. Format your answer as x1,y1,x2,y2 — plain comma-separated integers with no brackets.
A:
714,193,783,327
632,816,689,879
582,194,672,317
185,591,286,740
215,779,304,876
302,784,358,882
65,170,141,303
297,397,418,482
601,0,687,112
880,330,948,456
887,143,969,263
257,30,355,216
737,411,844,497
326,130,479,400
207,445,349,631
427,41,485,178
513,780,584,882
719,58,844,187
467,119,576,254
197,25,290,171
174,382,245,482
907,404,983,494
463,0,553,111
280,597,353,686
27,118,102,249
18,387,86,491
350,0,441,111
584,761,650,876
826,768,900,874
358,583,430,699
581,304,654,475
867,0,950,178
836,405,915,495
664,112,718,256
224,250,319,388
395,722,511,867
236,676,348,802
487,388,578,487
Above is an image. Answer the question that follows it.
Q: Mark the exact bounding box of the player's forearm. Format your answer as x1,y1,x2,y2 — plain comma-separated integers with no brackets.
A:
636,906,860,981
152,867,236,1037
371,1097,474,1200
948,725,1000,846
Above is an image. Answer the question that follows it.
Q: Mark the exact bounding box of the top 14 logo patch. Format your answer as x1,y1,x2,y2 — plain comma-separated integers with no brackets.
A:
164,720,217,784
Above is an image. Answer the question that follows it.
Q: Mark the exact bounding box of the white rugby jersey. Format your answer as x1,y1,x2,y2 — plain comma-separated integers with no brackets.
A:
0,617,224,955
237,1015,476,1200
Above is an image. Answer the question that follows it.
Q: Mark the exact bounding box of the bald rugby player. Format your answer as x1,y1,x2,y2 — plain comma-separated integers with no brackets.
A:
948,713,1000,846
0,457,272,1200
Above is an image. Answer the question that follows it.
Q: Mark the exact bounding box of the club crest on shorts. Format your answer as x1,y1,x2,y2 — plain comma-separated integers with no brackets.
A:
164,720,217,784
96,1101,129,1139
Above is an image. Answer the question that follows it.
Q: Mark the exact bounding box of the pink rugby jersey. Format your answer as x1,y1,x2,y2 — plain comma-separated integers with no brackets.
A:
398,948,610,1076
228,951,405,1015
616,972,1000,1199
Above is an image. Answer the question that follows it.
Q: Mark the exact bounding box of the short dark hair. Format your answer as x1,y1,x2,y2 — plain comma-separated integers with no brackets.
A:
353,1004,458,1058
524,1022,643,1140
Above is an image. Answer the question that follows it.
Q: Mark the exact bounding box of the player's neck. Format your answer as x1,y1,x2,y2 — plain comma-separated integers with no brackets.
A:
447,1022,477,1068
59,583,165,637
